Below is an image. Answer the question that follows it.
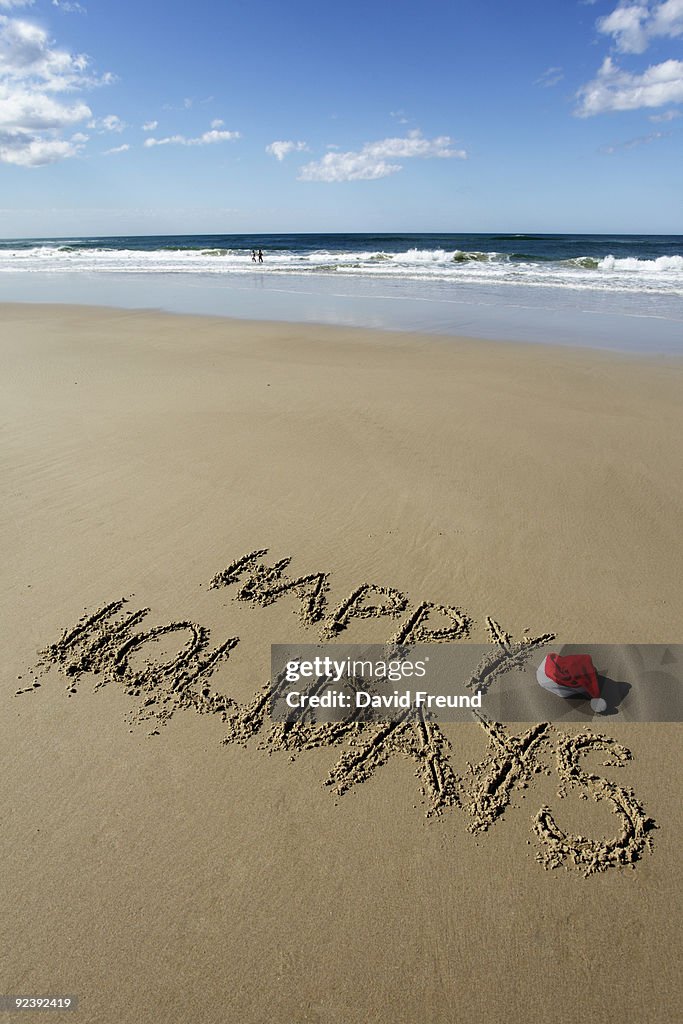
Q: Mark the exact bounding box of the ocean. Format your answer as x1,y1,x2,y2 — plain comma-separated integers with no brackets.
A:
0,233,681,352
1,232,682,295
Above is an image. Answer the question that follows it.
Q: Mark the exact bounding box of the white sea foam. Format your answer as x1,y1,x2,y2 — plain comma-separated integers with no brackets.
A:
0,245,682,297
597,254,683,272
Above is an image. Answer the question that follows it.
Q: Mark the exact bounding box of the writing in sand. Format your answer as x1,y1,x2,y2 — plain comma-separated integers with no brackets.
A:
20,548,657,877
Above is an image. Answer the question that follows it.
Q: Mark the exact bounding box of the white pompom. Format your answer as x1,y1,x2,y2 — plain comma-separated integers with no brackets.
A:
590,697,607,713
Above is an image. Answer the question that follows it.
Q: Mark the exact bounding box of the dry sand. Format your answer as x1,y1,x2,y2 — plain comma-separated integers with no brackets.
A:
1,303,681,1023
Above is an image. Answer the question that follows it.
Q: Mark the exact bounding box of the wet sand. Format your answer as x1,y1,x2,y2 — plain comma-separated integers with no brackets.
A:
1,303,681,1023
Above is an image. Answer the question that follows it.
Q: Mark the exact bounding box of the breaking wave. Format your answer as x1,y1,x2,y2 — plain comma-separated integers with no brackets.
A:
0,242,681,296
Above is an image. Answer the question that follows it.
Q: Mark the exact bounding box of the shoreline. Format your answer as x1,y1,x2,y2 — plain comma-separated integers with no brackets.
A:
1,298,682,364
1,267,681,354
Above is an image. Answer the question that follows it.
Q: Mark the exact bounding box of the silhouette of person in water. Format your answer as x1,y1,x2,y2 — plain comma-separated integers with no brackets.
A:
251,249,257,263
258,249,264,264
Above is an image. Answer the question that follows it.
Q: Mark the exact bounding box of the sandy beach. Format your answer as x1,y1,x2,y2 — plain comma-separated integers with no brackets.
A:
1,302,681,1023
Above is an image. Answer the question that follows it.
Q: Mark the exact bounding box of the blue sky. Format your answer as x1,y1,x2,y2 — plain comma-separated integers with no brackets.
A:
0,0,682,236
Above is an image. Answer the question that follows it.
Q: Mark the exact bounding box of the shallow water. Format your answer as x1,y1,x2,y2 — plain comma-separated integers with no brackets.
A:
1,269,681,355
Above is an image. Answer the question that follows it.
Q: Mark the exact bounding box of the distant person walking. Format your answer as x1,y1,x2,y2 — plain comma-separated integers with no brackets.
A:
258,249,264,264
251,249,257,263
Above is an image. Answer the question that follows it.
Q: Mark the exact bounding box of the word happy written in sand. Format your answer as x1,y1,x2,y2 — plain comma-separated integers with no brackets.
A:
23,548,656,877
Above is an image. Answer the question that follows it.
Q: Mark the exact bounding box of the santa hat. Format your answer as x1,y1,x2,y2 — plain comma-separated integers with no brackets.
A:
537,653,607,713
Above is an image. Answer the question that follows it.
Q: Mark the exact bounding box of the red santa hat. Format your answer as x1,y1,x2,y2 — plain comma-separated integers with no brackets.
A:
537,653,607,713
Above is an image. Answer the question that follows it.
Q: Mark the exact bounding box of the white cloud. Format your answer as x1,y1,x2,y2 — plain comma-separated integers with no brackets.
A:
0,87,90,129
143,134,182,147
0,2,34,8
0,12,112,165
144,127,240,147
104,142,129,154
600,129,667,151
210,118,224,129
598,1,683,54
196,128,238,143
88,112,125,132
298,131,466,182
651,0,683,34
102,113,124,131
0,129,84,165
576,55,683,113
598,3,651,53
535,66,564,87
142,119,157,131
52,1,87,13
0,15,109,91
266,139,308,161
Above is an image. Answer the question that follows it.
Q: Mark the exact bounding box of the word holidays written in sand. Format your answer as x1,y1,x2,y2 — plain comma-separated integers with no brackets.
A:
23,548,657,877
